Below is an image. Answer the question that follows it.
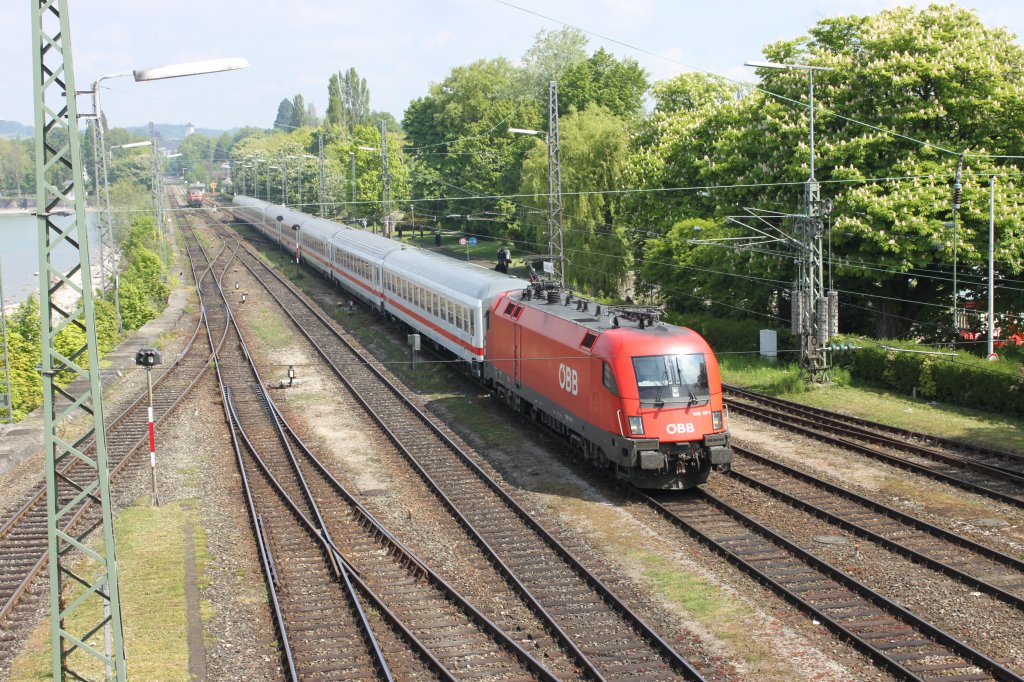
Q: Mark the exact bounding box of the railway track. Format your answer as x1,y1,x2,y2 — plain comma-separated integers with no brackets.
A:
645,489,1022,682
723,385,1024,507
727,445,1024,611
0,194,226,660
192,216,560,680
217,214,709,681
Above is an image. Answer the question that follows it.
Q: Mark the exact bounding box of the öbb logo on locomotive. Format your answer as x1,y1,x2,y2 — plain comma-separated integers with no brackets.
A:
231,195,734,490
558,363,579,396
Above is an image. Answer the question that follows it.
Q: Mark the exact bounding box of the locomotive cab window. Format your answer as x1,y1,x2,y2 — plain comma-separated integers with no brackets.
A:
581,332,598,350
632,354,710,405
602,362,619,395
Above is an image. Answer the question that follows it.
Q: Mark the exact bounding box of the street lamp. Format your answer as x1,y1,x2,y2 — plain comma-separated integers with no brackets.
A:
253,159,266,200
293,154,316,211
106,140,153,333
79,56,249,322
509,124,563,285
109,140,152,154
744,60,832,200
354,146,377,230
267,166,279,204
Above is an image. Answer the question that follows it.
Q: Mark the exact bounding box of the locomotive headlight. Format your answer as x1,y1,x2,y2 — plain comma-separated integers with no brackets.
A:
712,410,723,430
628,416,644,435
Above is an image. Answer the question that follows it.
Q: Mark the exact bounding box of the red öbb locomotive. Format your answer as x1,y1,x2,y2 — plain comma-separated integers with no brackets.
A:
485,282,732,489
232,195,733,489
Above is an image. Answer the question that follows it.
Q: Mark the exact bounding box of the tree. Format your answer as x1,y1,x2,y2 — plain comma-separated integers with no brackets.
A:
273,98,295,130
291,94,308,130
367,111,401,133
518,27,589,102
343,68,371,130
625,5,1024,339
559,48,649,119
520,105,632,296
326,72,345,129
402,58,542,224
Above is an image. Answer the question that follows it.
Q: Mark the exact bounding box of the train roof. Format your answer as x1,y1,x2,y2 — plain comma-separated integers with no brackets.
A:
328,223,405,261
503,286,709,351
233,195,263,208
299,216,351,242
385,247,524,301
262,203,305,227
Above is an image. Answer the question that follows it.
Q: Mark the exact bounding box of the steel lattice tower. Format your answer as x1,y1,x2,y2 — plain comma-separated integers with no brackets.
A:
547,81,564,287
31,1,128,679
380,119,392,237
318,132,326,217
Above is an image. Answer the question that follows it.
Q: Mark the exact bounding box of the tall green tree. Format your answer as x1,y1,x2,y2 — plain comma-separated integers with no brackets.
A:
273,98,294,130
291,94,308,130
343,68,371,131
402,58,541,226
326,72,345,128
518,27,589,102
520,105,632,296
559,48,649,119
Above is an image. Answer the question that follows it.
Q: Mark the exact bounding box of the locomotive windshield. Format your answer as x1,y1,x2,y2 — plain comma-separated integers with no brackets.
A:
632,354,710,405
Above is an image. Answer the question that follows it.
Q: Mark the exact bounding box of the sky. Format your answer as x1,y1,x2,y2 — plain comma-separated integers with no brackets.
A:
3,0,1024,132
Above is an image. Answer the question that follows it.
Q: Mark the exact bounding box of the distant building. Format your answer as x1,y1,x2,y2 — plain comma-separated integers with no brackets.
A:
184,122,195,137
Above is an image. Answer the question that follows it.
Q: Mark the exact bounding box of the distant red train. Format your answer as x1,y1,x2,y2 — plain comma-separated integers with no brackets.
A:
187,187,204,208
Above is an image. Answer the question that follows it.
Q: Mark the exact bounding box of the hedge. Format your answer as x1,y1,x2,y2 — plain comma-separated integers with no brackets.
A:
836,336,1024,417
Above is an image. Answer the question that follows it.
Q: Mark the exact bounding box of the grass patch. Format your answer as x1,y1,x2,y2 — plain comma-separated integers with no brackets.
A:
632,550,754,648
435,395,517,448
250,307,293,350
9,498,195,681
721,355,1024,454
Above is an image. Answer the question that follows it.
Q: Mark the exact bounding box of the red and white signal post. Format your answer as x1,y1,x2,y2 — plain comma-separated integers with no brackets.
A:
135,348,163,505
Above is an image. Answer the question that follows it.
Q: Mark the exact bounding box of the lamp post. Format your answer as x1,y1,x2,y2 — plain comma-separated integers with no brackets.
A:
107,140,152,334
284,155,295,207
354,146,377,230
510,126,563,283
951,154,964,334
297,154,316,211
267,165,278,204
0,258,12,424
253,159,265,200
80,58,249,298
746,59,834,379
349,150,356,219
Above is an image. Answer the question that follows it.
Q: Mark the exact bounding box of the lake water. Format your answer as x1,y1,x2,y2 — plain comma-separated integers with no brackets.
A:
0,211,100,310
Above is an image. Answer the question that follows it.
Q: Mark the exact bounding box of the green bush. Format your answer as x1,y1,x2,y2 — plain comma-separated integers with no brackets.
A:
835,334,1024,416
3,198,171,422
666,313,794,355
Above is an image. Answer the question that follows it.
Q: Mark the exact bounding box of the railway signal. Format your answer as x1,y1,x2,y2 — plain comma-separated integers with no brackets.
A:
135,348,163,506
